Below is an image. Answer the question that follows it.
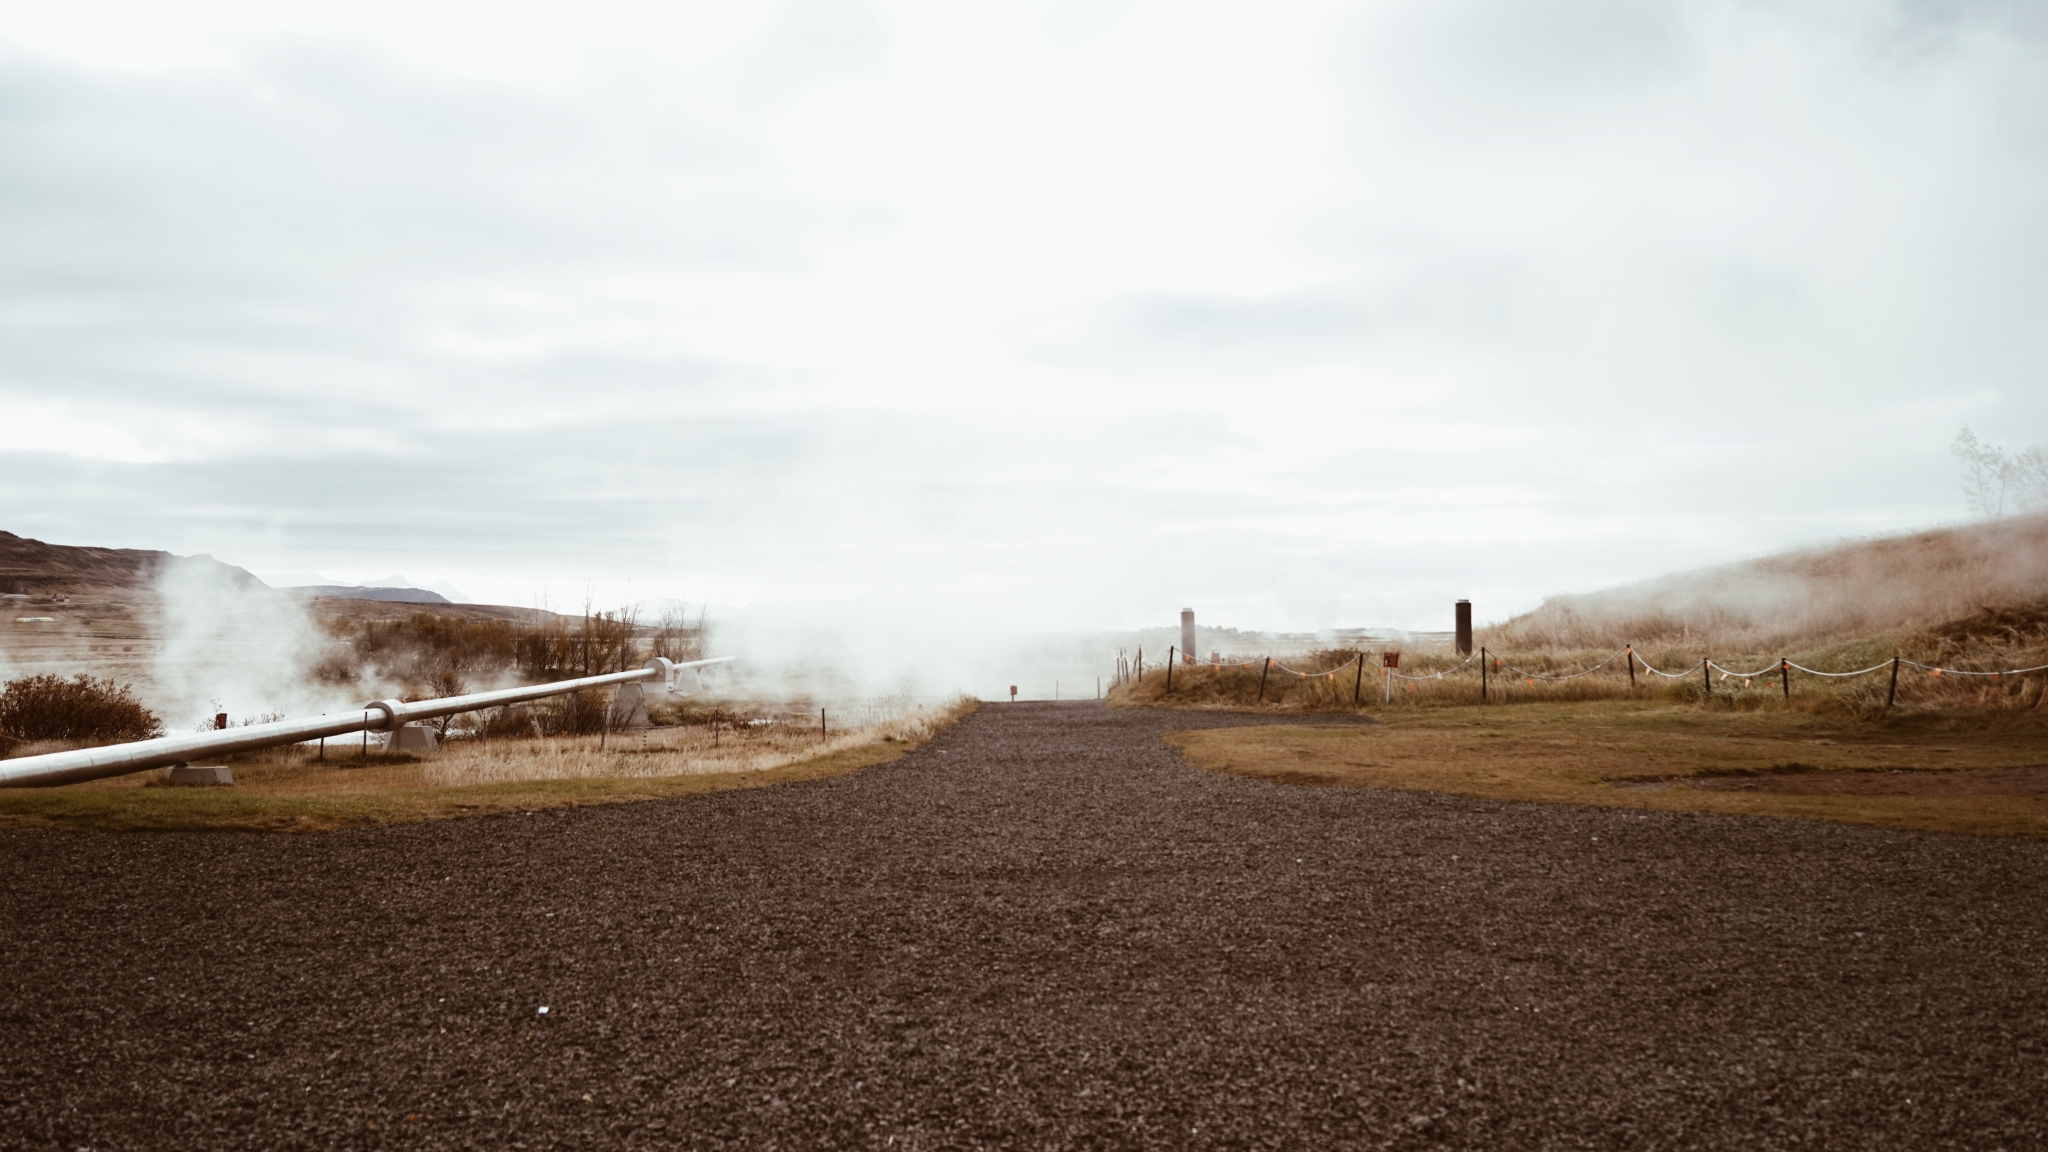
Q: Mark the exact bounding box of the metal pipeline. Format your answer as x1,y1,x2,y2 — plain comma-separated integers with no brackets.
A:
0,656,735,789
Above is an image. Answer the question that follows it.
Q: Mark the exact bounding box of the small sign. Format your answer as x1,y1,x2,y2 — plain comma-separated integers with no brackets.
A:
1009,685,1018,700
1382,652,1400,668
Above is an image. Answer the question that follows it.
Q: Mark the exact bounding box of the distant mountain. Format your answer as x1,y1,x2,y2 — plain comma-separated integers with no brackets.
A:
257,571,474,604
0,530,265,593
281,585,452,605
359,575,474,604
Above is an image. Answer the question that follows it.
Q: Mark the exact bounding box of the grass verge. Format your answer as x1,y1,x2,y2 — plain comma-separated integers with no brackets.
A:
0,698,976,834
1167,700,2048,838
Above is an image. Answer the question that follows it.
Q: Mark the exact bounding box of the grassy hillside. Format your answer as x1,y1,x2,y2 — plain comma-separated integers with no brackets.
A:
1112,516,2048,715
1489,513,2048,651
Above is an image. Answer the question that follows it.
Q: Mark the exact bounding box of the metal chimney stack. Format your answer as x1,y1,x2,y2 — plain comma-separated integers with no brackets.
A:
1180,608,1196,664
1455,600,1473,656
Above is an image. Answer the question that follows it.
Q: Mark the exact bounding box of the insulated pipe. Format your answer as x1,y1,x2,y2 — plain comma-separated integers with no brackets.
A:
0,656,735,789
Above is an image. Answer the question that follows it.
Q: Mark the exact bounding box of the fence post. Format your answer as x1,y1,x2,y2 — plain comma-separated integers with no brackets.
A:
1885,656,1900,710
1353,653,1365,705
1257,657,1271,702
1626,646,1635,690
1702,658,1710,698
1166,647,1175,692
1781,659,1789,700
821,708,827,741
1481,647,1488,703
1385,658,1392,705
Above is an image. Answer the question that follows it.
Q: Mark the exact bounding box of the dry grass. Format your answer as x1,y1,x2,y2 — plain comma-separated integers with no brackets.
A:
1110,519,2048,717
1487,512,2048,651
0,698,976,833
1110,601,2048,717
1170,701,2048,839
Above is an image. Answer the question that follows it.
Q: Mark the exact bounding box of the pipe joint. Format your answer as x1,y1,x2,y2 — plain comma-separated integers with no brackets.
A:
363,699,404,731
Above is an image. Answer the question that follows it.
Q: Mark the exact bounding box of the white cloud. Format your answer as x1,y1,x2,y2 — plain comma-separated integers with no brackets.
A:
1,0,2044,644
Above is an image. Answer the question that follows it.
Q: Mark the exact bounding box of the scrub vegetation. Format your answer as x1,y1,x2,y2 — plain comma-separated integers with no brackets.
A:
0,674,163,758
1113,515,2048,718
0,697,974,833
1122,516,2048,837
311,602,705,699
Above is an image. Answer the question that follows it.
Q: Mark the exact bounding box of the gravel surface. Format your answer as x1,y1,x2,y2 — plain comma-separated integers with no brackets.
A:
5,701,2048,1150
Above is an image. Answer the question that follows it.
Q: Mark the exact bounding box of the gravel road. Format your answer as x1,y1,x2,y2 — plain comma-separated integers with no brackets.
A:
5,701,2047,1150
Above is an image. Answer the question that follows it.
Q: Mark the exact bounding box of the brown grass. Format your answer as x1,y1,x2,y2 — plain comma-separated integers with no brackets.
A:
1110,601,2048,717
1486,512,2048,651
0,698,976,833
1169,701,2048,838
1103,515,2048,717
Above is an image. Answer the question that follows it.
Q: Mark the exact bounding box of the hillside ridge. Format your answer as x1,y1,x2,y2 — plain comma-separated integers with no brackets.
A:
1492,514,2048,650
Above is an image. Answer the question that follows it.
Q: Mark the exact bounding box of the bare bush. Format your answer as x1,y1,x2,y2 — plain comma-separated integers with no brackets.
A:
0,674,164,757
316,605,704,695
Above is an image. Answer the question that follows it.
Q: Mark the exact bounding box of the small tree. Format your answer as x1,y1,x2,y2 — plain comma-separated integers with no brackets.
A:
1953,427,2048,518
0,674,164,756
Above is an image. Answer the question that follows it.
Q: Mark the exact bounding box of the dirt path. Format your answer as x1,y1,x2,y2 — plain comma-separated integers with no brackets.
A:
4,702,2047,1149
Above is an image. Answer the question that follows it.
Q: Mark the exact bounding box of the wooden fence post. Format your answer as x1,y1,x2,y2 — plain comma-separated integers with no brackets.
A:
1257,657,1271,703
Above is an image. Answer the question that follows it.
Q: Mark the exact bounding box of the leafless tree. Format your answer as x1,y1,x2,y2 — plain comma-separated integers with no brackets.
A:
1953,427,2048,518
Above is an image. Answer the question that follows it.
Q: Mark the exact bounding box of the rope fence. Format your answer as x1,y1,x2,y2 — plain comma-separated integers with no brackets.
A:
1110,640,2048,710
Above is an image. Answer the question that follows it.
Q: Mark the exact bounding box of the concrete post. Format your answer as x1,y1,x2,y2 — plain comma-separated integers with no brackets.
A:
1180,608,1196,665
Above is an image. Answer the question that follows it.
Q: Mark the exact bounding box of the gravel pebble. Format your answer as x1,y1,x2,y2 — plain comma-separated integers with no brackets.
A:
3,701,2046,1149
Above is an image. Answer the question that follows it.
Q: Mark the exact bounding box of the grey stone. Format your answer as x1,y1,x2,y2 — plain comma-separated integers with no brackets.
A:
389,724,440,755
608,683,654,729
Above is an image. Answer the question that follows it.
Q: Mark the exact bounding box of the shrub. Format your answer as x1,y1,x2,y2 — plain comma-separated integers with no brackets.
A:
0,674,164,756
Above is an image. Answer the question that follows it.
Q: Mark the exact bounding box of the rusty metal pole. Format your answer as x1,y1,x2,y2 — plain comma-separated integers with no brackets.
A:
1257,657,1271,702
1455,600,1472,656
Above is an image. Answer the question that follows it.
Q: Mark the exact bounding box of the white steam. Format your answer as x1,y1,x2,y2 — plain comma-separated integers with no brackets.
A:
147,558,358,729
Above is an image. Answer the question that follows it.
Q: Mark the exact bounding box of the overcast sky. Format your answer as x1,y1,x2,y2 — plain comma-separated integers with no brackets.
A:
2,0,2044,634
